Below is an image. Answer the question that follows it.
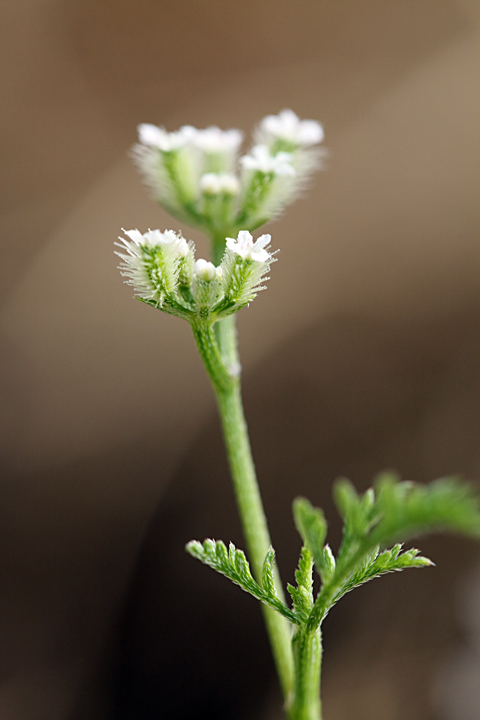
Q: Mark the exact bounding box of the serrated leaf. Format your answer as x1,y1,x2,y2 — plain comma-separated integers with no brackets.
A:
331,544,433,604
287,546,314,624
302,475,480,633
293,498,327,576
261,547,277,598
186,539,299,625
371,474,480,547
334,478,360,521
334,478,378,539
321,544,336,583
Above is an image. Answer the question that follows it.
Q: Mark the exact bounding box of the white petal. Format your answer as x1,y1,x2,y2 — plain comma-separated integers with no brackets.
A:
137,124,166,147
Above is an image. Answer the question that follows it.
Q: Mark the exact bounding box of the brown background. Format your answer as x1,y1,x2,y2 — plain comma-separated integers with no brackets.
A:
1,1,480,718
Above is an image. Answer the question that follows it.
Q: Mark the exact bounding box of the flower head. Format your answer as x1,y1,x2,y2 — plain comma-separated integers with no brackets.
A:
240,145,295,176
200,173,241,196
115,229,190,305
137,123,196,152
220,231,275,307
116,228,278,321
255,109,324,150
131,110,325,235
192,127,243,155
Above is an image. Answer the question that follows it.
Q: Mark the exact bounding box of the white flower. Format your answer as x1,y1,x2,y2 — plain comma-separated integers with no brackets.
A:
255,109,324,148
218,173,241,195
131,111,324,234
240,145,295,176
137,123,196,152
115,229,189,304
226,231,271,263
194,258,217,281
200,172,241,196
139,228,190,256
219,231,275,308
192,126,243,174
192,127,243,154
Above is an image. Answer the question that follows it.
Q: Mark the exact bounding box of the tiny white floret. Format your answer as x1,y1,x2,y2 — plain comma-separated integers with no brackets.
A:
226,231,272,263
200,172,241,196
241,145,295,176
218,173,241,195
258,109,324,146
200,173,222,195
194,259,217,282
192,126,243,154
137,124,195,152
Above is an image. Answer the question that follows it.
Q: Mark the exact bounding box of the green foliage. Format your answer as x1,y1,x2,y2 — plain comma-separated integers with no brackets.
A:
287,546,314,624
293,498,329,582
186,539,299,625
370,472,480,544
188,475,480,635
331,544,432,605
306,473,480,628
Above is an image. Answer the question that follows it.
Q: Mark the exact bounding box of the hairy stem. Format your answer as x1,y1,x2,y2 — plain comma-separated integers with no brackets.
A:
193,319,295,706
290,627,322,720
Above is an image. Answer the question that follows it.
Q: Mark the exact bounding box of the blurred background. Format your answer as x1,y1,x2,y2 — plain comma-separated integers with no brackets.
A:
1,0,480,718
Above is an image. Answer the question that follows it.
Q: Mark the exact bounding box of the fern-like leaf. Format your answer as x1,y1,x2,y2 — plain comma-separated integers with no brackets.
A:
331,543,433,604
370,473,480,547
293,498,329,580
287,546,314,624
186,539,299,625
261,547,278,598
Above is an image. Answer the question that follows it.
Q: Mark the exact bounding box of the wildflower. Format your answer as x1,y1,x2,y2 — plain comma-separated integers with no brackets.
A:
220,231,274,307
238,146,297,227
255,108,324,151
240,145,295,176
131,111,325,235
115,229,190,305
200,173,241,196
137,123,196,152
192,127,243,174
253,108,326,185
226,230,271,262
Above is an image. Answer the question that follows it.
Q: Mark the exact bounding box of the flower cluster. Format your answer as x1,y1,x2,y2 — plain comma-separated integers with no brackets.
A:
116,229,274,323
132,110,325,238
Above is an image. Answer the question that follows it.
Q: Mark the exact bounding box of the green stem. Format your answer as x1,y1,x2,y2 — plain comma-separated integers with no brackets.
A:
290,627,322,720
216,378,295,704
193,321,295,706
211,232,239,376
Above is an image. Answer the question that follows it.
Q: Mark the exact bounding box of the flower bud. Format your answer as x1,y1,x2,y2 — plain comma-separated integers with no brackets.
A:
200,173,222,196
192,258,222,316
194,258,217,281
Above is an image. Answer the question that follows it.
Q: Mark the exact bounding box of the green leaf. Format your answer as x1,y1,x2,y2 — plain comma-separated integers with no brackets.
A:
261,547,278,598
287,546,314,624
302,474,480,632
331,544,433,604
334,479,378,538
370,473,480,548
186,539,299,625
321,544,336,583
293,498,327,577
